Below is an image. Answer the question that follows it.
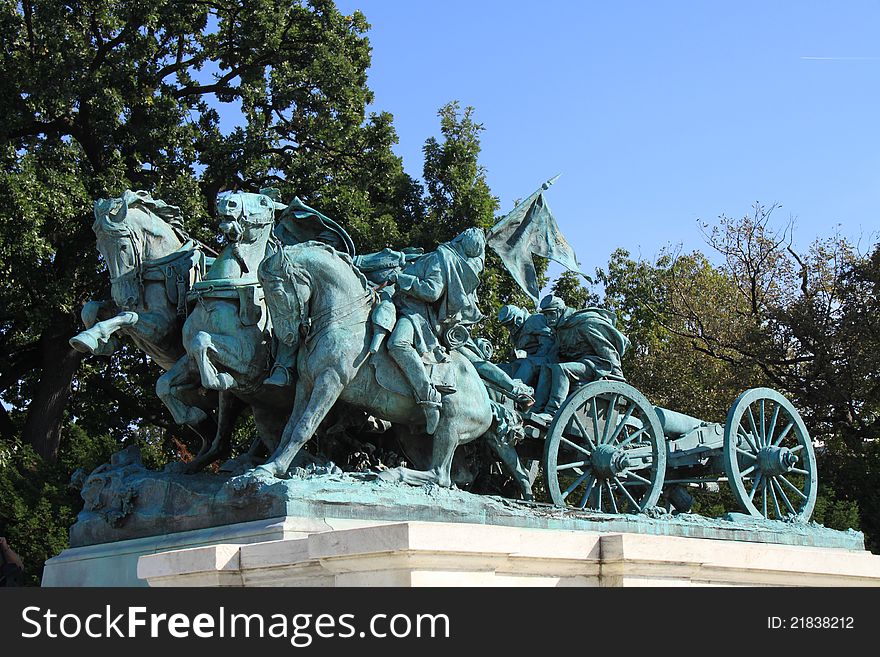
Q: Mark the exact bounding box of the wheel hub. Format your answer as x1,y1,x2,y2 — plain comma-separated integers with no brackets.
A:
592,444,629,479
757,445,798,477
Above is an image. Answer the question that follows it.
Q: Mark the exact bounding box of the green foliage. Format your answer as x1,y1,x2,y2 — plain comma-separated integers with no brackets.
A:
3,1,877,586
0,0,419,463
0,425,116,585
416,101,536,351
592,211,879,550
551,270,596,309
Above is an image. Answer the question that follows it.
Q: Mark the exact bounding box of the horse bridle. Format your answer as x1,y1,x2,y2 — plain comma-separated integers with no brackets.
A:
275,248,379,347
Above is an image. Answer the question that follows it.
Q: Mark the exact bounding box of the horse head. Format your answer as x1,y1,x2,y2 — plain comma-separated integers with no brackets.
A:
213,189,285,276
258,245,311,353
216,189,285,244
258,242,372,354
92,190,188,309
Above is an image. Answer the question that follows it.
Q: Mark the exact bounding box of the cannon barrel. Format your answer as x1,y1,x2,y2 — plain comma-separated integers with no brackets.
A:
654,407,705,437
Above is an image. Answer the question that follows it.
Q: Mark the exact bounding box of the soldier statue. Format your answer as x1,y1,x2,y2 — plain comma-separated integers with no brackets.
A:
531,294,629,421
386,227,487,434
497,304,556,387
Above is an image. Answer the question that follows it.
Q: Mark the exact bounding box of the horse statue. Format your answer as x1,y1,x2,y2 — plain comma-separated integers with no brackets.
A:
253,240,528,491
157,189,294,472
70,190,218,442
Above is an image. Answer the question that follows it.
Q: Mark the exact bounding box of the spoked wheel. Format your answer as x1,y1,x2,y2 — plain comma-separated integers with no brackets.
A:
544,380,666,514
723,388,817,521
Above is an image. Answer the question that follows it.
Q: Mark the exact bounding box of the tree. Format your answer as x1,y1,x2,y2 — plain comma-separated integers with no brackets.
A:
551,270,595,309
417,101,537,350
594,209,871,546
0,0,418,463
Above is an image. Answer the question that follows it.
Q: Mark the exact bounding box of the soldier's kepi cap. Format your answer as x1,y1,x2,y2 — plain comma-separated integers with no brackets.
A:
497,304,527,326
538,294,566,313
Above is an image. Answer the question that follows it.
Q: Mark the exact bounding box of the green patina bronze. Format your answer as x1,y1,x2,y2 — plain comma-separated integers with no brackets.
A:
69,179,827,542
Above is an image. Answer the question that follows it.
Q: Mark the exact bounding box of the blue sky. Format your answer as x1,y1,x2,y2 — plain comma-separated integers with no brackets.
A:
332,0,879,277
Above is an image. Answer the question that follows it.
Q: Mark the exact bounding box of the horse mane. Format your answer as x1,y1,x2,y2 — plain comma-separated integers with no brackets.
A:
93,190,190,241
259,240,370,292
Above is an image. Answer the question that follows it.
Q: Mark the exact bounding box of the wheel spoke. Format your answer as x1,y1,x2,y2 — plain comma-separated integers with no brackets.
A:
747,406,761,446
561,470,592,501
749,474,763,502
614,476,641,512
607,401,636,445
789,467,810,476
769,476,782,519
597,482,603,511
606,480,619,513
789,445,804,454
760,399,766,445
623,471,652,485
766,403,781,447
778,474,808,501
600,394,618,444
560,437,591,458
740,464,756,477
618,426,648,448
570,413,597,450
577,476,596,510
738,429,759,454
762,478,768,517
773,477,798,515
772,419,795,447
735,446,757,460
590,398,601,444
557,459,590,471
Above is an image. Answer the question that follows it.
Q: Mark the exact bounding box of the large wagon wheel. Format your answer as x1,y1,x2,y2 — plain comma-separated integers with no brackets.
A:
723,388,817,521
544,380,666,513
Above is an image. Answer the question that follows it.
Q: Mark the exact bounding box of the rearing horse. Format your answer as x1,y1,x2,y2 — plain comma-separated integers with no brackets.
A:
157,190,294,472
255,242,495,487
71,190,217,441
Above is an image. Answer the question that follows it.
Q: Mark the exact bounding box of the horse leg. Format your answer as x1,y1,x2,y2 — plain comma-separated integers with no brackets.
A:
379,419,460,488
258,369,344,477
157,355,209,425
486,434,534,501
186,390,245,473
191,331,236,390
70,310,138,355
252,404,289,456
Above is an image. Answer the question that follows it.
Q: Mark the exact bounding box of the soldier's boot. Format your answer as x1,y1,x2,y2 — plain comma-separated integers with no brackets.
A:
264,364,293,387
264,340,297,387
417,387,442,435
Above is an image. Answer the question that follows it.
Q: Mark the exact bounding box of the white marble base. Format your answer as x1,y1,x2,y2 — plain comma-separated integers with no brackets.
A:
138,521,880,587
43,516,392,587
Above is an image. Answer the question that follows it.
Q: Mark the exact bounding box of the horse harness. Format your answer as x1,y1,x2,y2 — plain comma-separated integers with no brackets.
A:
110,237,207,316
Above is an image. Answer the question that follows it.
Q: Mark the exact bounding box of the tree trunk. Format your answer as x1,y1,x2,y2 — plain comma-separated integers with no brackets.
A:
22,317,83,463
0,403,15,441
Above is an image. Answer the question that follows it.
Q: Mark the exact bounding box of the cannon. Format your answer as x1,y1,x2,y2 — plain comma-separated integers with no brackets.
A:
517,381,817,521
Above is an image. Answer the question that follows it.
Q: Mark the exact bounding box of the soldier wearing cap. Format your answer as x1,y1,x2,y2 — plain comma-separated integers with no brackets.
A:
531,294,629,420
497,304,555,387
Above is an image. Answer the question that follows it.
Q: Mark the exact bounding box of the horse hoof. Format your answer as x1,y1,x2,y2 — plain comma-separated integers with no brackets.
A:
376,468,403,484
254,463,282,479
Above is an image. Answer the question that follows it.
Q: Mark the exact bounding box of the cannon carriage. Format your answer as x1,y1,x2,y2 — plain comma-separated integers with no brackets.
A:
513,380,818,521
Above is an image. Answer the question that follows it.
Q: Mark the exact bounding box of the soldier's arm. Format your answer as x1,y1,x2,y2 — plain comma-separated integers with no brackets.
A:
395,260,445,302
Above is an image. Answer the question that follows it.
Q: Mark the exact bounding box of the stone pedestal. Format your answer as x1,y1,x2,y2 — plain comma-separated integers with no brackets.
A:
42,516,391,587
45,464,873,586
137,521,880,587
